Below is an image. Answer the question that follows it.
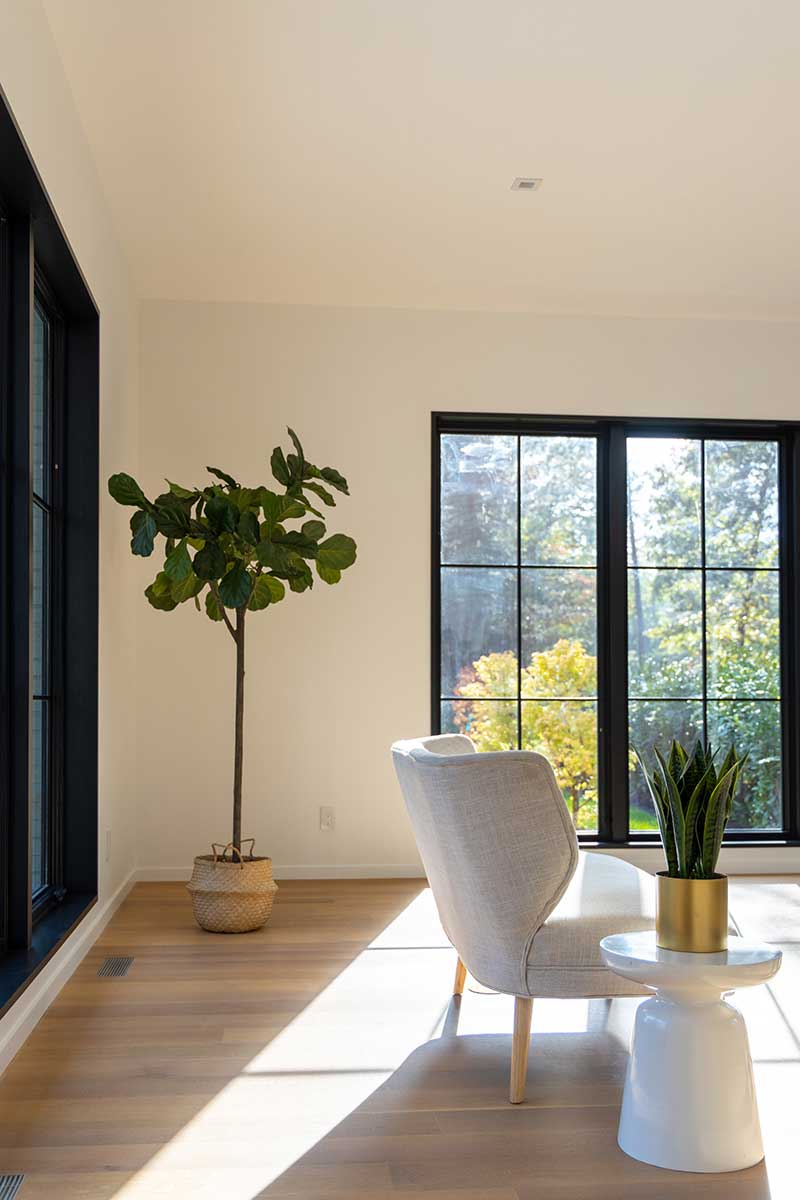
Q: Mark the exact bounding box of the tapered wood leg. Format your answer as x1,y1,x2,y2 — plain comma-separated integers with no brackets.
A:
453,957,467,996
510,996,534,1104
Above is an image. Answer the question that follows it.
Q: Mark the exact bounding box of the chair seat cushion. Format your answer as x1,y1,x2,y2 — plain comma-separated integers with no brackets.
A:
525,852,655,998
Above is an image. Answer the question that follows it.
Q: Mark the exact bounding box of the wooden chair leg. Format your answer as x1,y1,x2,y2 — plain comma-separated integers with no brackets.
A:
510,996,534,1104
453,956,467,996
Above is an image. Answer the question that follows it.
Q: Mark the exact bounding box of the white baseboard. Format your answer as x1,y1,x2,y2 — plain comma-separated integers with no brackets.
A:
136,863,426,881
589,844,800,875
0,868,137,1077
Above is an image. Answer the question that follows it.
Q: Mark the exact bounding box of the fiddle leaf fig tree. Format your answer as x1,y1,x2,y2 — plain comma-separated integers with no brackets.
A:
109,428,356,854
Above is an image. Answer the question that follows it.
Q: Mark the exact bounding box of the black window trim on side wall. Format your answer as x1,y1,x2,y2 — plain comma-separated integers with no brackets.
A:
431,411,800,850
0,86,99,1014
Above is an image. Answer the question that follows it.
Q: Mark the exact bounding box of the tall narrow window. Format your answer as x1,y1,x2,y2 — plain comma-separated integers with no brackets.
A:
438,432,599,830
627,437,780,832
31,303,50,895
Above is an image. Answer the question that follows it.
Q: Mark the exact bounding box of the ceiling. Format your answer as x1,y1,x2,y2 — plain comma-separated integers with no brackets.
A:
42,0,800,318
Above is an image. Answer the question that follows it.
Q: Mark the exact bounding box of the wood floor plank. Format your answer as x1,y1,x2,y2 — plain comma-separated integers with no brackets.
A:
0,878,793,1198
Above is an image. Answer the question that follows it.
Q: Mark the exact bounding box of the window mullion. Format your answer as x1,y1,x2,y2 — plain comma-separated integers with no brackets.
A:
604,425,629,843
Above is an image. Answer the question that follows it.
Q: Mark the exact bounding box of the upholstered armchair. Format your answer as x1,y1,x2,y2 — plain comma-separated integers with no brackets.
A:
391,734,655,1103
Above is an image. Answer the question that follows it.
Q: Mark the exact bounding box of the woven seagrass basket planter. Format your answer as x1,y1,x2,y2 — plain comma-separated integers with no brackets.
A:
187,843,278,933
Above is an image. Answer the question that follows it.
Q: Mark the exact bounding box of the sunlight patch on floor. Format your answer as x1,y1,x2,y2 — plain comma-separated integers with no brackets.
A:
111,890,453,1199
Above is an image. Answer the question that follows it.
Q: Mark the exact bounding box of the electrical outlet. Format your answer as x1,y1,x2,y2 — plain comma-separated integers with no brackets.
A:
319,805,335,833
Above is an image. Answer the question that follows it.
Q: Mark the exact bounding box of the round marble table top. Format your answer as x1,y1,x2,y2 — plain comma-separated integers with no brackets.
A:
600,930,782,992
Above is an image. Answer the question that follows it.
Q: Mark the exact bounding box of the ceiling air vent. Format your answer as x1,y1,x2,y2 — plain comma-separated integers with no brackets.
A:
511,177,542,191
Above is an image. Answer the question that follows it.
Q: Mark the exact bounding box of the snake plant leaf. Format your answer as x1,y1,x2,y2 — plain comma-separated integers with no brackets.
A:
683,758,718,877
635,748,677,875
655,746,687,876
701,764,739,877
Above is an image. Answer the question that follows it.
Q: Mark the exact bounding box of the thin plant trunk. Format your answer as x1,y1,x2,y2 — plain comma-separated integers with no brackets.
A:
233,605,246,853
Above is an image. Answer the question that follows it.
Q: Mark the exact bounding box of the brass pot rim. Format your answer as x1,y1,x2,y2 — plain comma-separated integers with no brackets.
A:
656,870,727,881
657,873,724,883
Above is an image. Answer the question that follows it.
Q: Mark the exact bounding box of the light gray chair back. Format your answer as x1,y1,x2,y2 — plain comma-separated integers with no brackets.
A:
391,734,579,995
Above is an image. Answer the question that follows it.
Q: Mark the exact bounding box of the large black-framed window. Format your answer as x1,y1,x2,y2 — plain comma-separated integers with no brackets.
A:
432,413,800,847
0,90,99,1010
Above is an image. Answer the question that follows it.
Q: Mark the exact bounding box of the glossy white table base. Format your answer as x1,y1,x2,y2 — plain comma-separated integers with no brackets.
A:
601,932,782,1174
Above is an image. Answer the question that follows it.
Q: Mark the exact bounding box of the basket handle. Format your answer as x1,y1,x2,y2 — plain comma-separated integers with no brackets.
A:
211,839,256,866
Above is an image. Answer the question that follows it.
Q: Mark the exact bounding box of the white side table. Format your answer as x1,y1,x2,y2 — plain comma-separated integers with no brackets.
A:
600,931,781,1174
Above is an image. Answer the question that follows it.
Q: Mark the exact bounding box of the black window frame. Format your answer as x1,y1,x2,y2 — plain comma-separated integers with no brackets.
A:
0,88,99,1011
432,412,800,849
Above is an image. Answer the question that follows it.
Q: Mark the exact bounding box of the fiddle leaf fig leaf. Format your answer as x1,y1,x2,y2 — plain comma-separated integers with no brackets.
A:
270,447,290,486
301,519,326,542
145,572,178,611
167,479,196,500
237,510,260,546
219,563,253,608
316,562,341,585
206,466,239,489
255,539,292,573
303,481,336,507
317,533,357,571
205,589,225,621
171,572,205,603
109,472,148,507
287,427,305,467
193,541,226,580
205,494,238,534
130,511,157,557
320,466,349,494
164,539,193,582
261,490,305,529
248,574,286,610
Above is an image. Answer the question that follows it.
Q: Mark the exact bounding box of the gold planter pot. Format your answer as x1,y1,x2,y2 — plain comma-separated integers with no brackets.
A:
656,872,728,953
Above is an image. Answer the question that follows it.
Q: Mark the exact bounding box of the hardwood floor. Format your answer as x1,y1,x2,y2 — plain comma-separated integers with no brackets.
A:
0,878,795,1198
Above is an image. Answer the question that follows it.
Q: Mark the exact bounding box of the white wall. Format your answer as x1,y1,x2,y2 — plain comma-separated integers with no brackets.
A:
0,0,140,1061
138,300,800,876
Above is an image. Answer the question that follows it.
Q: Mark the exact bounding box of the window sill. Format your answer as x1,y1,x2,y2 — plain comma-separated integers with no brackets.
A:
0,892,96,1018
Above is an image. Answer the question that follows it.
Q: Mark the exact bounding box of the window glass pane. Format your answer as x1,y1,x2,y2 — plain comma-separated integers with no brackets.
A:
32,305,49,501
31,699,48,893
705,441,779,568
707,700,781,830
32,503,48,696
629,700,704,831
707,570,780,698
521,569,596,697
440,567,517,697
521,436,596,565
441,699,518,751
628,569,703,698
522,700,597,830
627,438,701,568
440,435,517,564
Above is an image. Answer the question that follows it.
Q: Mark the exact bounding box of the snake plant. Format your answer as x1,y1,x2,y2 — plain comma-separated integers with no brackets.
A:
636,739,747,879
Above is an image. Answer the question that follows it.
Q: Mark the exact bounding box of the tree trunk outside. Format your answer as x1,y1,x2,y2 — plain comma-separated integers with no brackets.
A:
233,605,246,853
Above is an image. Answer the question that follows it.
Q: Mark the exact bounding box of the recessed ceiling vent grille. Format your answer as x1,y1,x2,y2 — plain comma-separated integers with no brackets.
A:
0,1175,25,1199
98,955,134,978
511,177,542,191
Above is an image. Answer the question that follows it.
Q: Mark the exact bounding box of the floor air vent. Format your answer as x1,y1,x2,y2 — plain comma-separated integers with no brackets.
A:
97,955,134,978
0,1175,24,1199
